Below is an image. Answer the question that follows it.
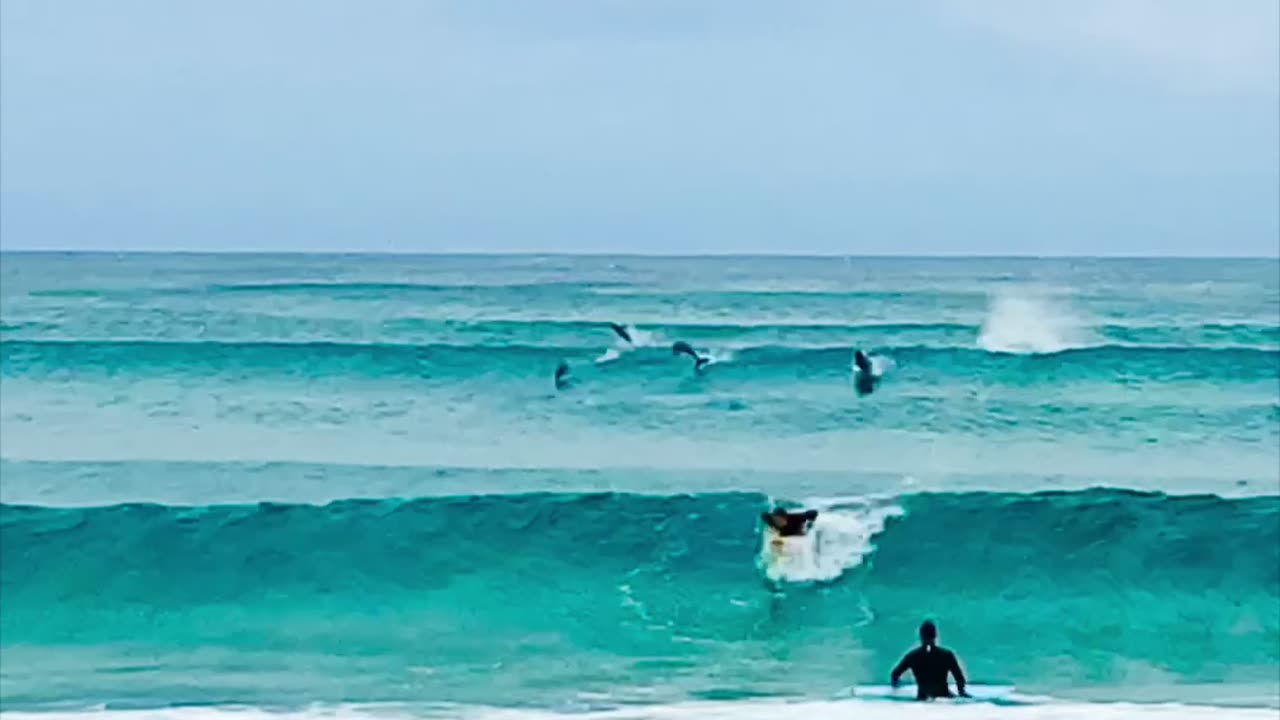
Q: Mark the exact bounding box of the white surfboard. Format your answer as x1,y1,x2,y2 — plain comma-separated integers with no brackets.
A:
853,684,1018,703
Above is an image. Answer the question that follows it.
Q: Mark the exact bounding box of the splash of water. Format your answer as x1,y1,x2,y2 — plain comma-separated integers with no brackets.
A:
850,349,896,381
977,289,1094,354
758,496,904,583
595,325,662,364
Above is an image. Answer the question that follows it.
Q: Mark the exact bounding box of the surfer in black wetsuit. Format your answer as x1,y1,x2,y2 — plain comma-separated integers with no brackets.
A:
891,620,970,700
760,507,818,536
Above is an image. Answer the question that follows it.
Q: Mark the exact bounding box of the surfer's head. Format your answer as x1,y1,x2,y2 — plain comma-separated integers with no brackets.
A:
919,620,938,646
763,507,818,536
763,507,789,531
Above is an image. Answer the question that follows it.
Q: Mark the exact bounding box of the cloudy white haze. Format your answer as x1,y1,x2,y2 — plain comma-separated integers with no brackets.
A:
1,0,1277,255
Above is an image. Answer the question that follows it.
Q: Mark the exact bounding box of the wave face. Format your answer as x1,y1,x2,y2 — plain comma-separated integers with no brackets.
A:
1,253,1278,714
3,490,1278,709
3,341,1279,393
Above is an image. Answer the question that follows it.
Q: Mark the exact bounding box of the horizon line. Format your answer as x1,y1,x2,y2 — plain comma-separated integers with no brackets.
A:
1,249,1276,261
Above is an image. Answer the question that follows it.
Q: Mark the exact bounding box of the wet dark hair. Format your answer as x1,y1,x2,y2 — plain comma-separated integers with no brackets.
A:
920,620,938,642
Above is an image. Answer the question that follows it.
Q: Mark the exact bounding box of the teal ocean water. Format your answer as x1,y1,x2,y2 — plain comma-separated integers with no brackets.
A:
1,254,1278,719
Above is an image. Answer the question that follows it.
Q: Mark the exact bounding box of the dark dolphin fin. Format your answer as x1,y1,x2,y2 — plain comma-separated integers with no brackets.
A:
853,350,880,396
672,341,699,360
609,322,634,344
854,370,878,397
554,361,572,391
854,349,873,374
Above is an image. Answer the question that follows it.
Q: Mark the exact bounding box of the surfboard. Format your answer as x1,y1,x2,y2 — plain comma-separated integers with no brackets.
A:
852,685,1018,704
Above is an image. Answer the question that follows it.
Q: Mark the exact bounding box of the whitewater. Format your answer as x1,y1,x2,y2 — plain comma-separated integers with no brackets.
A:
1,253,1277,720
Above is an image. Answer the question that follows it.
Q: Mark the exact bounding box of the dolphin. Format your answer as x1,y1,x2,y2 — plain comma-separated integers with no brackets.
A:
853,349,879,396
672,341,710,374
554,360,573,391
608,322,634,345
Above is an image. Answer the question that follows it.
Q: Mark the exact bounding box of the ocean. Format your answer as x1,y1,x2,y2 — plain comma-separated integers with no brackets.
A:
0,253,1277,719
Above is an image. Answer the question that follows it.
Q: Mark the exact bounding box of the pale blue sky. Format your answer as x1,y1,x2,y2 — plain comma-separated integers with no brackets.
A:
2,1,1277,255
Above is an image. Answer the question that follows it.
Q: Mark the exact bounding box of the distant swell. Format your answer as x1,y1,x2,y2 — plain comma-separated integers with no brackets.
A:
5,316,1277,349
28,283,986,301
3,339,1276,382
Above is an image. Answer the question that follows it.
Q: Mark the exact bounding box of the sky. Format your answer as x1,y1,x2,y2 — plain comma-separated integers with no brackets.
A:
1,0,1277,256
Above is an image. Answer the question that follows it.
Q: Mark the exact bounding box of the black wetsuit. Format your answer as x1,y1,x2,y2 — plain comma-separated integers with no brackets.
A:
891,645,967,700
761,510,818,536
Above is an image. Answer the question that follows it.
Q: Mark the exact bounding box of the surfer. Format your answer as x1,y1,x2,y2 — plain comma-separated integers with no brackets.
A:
890,620,970,700
853,349,879,396
672,341,710,374
608,322,634,345
760,507,818,537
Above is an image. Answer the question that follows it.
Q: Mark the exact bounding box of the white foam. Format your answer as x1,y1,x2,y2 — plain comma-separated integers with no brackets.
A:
594,326,662,364
759,497,903,584
977,289,1094,354
462,698,1280,719
868,354,896,375
7,697,1275,720
850,349,895,382
595,347,624,364
700,347,736,367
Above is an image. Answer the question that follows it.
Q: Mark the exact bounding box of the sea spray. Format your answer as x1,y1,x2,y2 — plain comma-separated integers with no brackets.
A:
978,288,1095,354
758,497,904,584
595,325,662,364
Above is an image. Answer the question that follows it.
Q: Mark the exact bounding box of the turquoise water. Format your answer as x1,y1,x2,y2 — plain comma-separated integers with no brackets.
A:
1,254,1278,718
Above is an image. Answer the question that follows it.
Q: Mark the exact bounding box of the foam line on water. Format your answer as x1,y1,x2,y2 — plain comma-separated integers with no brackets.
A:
5,698,1277,720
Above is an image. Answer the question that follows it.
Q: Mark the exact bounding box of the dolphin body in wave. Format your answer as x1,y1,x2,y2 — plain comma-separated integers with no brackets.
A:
853,349,880,396
554,361,573,391
672,341,710,374
608,323,634,345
